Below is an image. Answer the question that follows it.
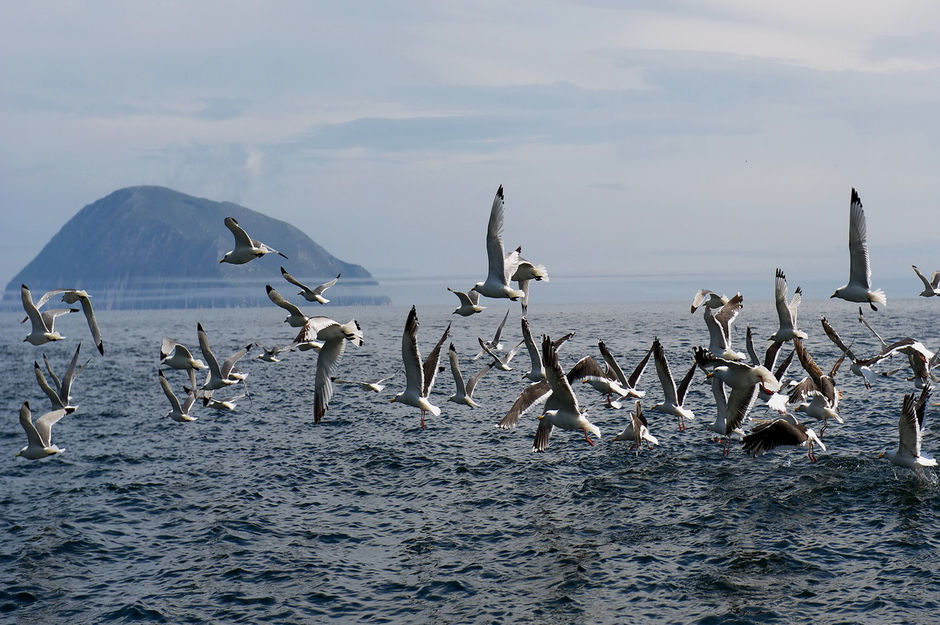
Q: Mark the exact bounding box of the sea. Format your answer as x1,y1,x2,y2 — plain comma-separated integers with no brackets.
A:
1,298,938,624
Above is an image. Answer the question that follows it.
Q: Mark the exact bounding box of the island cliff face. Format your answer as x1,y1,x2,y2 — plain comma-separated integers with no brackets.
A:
4,186,390,309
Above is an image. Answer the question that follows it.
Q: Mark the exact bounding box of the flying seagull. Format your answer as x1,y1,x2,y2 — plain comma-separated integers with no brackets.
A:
15,401,74,460
280,267,340,304
471,186,525,301
220,216,287,264
831,188,886,310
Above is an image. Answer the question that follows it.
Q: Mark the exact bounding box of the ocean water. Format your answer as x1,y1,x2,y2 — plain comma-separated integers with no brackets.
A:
1,300,938,624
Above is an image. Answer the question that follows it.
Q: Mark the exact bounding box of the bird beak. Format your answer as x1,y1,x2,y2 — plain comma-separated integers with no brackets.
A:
538,414,545,420
877,452,885,459
219,258,225,263
705,371,714,379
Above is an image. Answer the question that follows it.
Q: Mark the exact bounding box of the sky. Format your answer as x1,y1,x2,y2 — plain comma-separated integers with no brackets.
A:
2,1,940,305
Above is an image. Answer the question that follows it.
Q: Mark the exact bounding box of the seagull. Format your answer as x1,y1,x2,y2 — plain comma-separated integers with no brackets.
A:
786,337,845,413
220,216,287,264
694,347,781,437
870,338,939,390
820,316,878,389
598,339,653,401
204,392,247,411
505,246,549,314
197,323,251,393
254,342,294,363
476,337,524,371
160,338,207,371
912,265,940,297
158,370,197,422
831,188,886,310
742,414,826,463
471,186,525,301
747,334,795,411
519,316,574,382
703,293,746,360
15,401,74,459
880,387,936,470
497,356,598,430
280,267,340,304
611,401,658,452
705,376,745,456
331,374,396,394
580,357,632,407
447,343,492,407
305,315,364,423
266,284,310,327
650,338,697,431
794,390,844,436
33,343,88,411
768,269,807,342
28,289,104,355
21,284,77,346
473,308,511,359
690,289,729,314
390,306,443,428
534,335,601,452
447,287,486,316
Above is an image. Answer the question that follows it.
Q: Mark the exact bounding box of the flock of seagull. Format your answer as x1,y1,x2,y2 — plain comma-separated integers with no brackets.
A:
12,186,940,477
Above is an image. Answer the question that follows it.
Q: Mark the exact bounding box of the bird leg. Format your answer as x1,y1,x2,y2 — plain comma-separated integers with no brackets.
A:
420,410,426,430
677,416,686,432
584,431,595,446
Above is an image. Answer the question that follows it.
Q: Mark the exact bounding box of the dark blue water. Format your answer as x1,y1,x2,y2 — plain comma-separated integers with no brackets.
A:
2,300,938,624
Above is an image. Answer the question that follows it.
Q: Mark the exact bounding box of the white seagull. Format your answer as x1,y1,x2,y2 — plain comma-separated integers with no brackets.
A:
280,267,340,304
598,339,654,401
28,288,104,355
611,401,658,452
331,374,395,394
505,246,549,314
447,287,486,316
768,269,807,342
471,186,525,301
705,376,746,456
831,188,886,310
497,356,598,430
447,343,492,408
694,347,781,437
690,289,729,314
880,387,936,470
33,343,88,411
650,338,697,431
304,315,364,423
21,284,77,347
197,323,251,393
820,316,878,390
912,265,940,297
390,306,443,428
220,216,287,264
15,401,74,459
534,335,602,452
518,316,574,382
158,370,197,422
266,284,310,327
794,390,844,436
160,338,207,371
473,308,511,359
703,293,746,360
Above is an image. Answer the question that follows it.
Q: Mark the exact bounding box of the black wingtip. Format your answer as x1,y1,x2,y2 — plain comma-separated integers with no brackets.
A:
265,284,274,293
197,322,205,332
496,185,504,198
280,266,288,274
851,187,861,206
97,342,104,356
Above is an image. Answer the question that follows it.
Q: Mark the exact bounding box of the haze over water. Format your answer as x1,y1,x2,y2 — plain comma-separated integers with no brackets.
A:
2,296,938,623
